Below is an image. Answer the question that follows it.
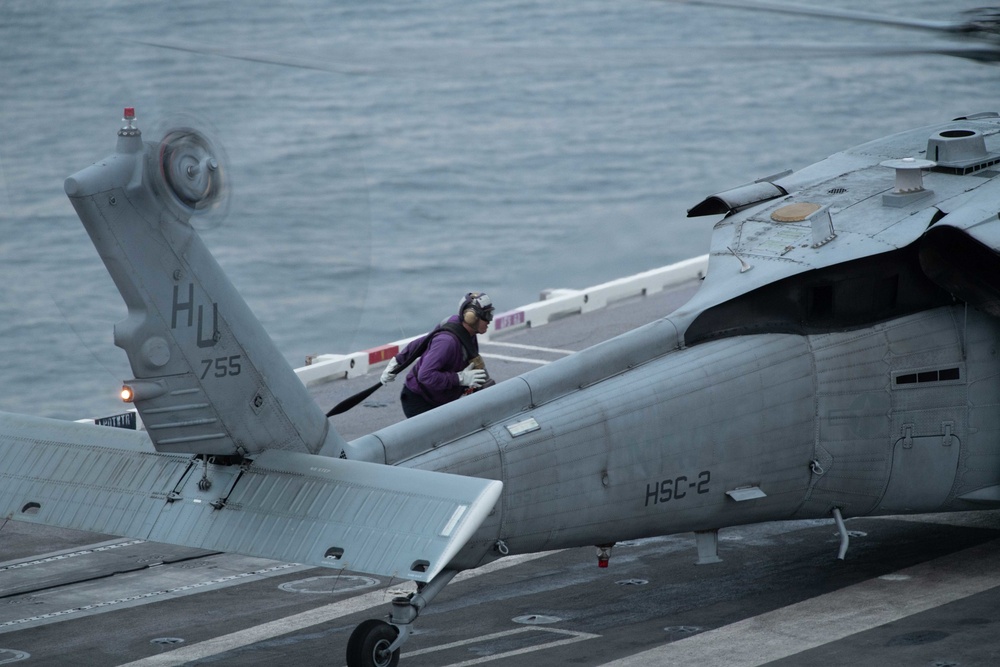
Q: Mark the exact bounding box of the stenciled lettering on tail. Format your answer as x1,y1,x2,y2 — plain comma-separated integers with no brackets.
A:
171,283,220,348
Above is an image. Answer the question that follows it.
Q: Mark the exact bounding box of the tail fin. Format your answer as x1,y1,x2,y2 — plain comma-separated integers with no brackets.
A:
64,110,339,458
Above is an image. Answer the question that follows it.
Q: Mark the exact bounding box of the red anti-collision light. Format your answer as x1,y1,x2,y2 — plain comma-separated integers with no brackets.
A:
123,107,135,119
596,543,614,568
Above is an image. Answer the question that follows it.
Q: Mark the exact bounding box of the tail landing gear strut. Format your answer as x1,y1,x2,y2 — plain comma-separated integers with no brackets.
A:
346,569,458,667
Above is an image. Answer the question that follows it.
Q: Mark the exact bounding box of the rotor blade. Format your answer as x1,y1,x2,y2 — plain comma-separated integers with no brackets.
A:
125,38,375,76
326,381,385,417
707,42,1000,64
669,0,962,35
805,45,1000,64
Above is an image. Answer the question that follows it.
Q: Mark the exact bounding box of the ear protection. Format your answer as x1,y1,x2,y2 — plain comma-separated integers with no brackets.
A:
460,292,494,326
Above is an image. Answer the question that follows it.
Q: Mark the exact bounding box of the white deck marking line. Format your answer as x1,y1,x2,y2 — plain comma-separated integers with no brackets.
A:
0,538,146,573
483,342,575,355
403,626,599,666
601,537,1000,667
0,562,301,633
117,550,562,667
480,353,551,365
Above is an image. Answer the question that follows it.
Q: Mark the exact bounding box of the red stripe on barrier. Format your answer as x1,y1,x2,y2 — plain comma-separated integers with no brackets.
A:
367,344,400,365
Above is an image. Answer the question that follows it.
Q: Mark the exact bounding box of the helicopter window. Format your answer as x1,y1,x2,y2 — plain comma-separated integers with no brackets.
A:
685,244,953,344
939,367,961,381
893,367,961,387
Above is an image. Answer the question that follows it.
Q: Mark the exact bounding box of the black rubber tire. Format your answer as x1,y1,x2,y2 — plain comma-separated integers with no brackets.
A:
346,619,400,667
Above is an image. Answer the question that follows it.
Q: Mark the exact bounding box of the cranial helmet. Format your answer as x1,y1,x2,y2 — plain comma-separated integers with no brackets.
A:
460,292,494,325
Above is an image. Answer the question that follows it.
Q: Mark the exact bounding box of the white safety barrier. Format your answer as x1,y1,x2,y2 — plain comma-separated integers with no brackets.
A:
296,255,708,386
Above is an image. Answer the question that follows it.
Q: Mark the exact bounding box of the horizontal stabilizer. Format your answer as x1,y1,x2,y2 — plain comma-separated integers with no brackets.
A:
148,449,502,582
0,413,190,539
0,412,502,583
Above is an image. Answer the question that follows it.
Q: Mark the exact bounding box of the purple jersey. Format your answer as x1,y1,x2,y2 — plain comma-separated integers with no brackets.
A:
401,315,472,407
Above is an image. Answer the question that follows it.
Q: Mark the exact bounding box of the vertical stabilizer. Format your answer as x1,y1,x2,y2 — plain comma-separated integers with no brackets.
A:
64,109,336,457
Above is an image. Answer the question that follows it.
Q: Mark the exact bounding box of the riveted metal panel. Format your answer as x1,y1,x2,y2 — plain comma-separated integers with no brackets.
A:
492,333,815,554
144,449,502,583
0,412,189,537
0,412,501,583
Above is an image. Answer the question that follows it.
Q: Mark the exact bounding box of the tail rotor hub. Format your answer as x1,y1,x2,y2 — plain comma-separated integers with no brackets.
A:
159,129,225,210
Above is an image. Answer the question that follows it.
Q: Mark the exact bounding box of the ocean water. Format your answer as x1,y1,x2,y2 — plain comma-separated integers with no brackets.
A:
0,0,992,419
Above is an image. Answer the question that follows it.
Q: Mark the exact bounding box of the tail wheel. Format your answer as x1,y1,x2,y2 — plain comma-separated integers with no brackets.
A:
346,619,400,667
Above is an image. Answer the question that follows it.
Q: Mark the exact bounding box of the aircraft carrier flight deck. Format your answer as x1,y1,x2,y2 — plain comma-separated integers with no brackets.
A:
1,278,999,667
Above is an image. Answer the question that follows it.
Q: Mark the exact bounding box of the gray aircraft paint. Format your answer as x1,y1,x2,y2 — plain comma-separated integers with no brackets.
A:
3,110,1000,665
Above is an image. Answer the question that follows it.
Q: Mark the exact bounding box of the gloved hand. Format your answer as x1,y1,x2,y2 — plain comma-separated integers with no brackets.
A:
457,362,487,389
380,357,401,384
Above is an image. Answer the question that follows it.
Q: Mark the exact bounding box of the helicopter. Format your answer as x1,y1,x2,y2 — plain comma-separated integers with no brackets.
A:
1,100,999,667
0,1,995,664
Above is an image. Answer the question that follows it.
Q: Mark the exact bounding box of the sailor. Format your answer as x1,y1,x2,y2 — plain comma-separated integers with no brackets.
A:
381,292,495,418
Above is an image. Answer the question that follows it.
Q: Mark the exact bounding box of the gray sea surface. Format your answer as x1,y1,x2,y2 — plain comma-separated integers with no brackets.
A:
0,0,993,419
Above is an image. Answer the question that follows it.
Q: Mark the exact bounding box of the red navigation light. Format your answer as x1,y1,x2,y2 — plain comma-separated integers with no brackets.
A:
119,107,138,135
596,543,614,568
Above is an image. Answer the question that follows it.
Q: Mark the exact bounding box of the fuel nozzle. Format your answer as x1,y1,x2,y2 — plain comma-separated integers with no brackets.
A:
468,355,488,375
464,355,494,394
596,543,615,568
